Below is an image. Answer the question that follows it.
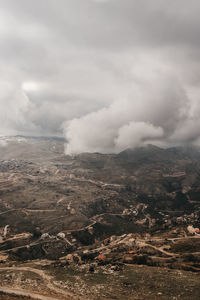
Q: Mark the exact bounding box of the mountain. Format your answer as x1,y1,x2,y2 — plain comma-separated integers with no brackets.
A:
0,137,199,299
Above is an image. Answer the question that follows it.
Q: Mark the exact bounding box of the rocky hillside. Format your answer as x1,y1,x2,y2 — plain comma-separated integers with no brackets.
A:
0,137,200,299
0,137,199,257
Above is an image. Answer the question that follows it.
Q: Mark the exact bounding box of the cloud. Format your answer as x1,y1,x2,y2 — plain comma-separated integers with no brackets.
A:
115,122,164,151
64,68,189,154
0,1,199,152
0,138,7,147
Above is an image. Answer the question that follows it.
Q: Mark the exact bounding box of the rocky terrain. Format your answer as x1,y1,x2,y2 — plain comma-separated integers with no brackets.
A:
0,136,199,299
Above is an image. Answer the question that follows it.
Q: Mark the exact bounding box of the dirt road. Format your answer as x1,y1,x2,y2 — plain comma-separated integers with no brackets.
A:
0,266,85,300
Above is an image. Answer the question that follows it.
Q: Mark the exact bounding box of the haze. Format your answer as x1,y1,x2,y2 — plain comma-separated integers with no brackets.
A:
0,0,200,153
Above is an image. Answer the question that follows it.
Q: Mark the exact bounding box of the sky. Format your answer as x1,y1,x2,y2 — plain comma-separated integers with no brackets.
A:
0,0,200,153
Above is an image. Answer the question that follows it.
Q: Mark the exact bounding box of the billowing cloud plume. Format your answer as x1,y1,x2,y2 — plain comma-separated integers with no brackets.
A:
64,68,189,153
0,1,200,152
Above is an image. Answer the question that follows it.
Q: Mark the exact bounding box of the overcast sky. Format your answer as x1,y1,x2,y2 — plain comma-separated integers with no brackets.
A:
0,0,200,153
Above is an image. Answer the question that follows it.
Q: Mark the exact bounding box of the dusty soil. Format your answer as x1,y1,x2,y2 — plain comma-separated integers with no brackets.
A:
0,262,199,300
47,264,200,300
0,137,200,300
0,295,29,300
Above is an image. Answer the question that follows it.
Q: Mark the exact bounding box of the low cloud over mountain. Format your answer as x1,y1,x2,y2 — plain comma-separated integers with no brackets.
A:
0,0,200,152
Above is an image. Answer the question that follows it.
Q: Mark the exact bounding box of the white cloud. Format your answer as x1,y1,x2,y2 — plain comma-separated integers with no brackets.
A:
0,0,199,152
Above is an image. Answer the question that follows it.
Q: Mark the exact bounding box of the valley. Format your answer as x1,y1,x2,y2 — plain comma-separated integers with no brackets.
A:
0,136,199,299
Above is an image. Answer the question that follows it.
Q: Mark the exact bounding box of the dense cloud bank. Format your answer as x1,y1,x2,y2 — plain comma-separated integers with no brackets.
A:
0,0,200,152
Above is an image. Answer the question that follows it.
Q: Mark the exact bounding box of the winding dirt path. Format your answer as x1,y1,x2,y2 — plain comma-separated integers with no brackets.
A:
141,242,177,257
0,266,85,300
0,287,59,300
